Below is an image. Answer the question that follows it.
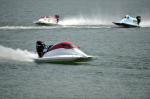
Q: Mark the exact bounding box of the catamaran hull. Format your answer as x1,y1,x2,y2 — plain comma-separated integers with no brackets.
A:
113,22,140,28
34,56,93,63
34,21,58,26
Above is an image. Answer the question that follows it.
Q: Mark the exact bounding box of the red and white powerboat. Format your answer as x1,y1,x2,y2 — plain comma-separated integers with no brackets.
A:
34,41,93,63
34,15,59,25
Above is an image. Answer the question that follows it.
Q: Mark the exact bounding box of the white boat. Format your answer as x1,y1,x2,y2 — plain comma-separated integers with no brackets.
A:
112,15,141,28
34,41,93,63
34,15,59,25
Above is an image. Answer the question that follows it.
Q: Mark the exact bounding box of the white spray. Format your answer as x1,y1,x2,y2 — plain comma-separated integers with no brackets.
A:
0,45,37,62
59,15,111,26
140,20,150,27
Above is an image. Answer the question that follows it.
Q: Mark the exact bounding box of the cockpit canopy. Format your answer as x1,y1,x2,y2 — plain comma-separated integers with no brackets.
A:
47,42,77,51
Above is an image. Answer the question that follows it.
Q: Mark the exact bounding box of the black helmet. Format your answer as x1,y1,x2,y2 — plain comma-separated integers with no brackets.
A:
36,41,43,44
55,15,59,18
36,41,45,47
136,16,141,19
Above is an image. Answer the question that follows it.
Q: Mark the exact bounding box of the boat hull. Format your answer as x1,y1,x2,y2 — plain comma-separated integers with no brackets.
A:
112,22,140,28
34,55,93,63
34,21,58,26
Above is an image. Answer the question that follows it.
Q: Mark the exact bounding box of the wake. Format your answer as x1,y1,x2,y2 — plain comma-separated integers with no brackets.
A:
0,26,59,30
0,16,150,30
0,15,112,30
59,16,110,26
0,45,37,62
141,20,150,27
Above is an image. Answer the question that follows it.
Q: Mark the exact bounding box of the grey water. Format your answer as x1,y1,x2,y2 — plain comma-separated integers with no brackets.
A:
0,0,150,99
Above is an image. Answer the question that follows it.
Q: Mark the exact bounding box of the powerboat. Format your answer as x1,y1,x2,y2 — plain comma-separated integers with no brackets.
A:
34,41,93,63
112,15,141,28
34,15,59,25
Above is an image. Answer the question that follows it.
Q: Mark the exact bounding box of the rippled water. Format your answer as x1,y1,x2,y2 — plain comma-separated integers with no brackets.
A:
0,0,150,99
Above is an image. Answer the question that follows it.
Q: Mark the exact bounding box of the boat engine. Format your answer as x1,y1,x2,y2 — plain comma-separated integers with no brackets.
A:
136,16,141,25
36,41,46,57
54,15,59,23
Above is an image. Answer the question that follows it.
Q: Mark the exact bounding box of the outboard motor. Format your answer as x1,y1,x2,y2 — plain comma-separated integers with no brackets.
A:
36,41,46,58
54,15,59,23
136,16,141,25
